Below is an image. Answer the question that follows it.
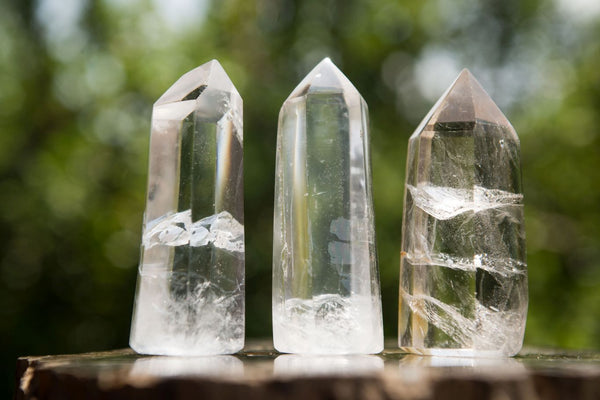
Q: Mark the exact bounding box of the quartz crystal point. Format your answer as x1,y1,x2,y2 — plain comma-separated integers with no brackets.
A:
398,69,527,357
272,58,383,354
130,60,244,355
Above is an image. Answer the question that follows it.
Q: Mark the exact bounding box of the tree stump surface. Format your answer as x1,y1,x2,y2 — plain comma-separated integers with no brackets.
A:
14,341,600,400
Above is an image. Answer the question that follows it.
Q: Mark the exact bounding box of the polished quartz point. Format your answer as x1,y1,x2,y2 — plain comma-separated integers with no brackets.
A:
130,60,244,355
399,69,527,357
272,58,383,354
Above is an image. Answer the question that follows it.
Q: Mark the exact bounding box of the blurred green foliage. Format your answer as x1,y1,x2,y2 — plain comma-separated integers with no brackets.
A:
2,0,600,396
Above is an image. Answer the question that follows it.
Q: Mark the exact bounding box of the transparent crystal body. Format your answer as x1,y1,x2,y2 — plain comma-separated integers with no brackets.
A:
130,60,244,355
272,58,383,354
399,69,527,357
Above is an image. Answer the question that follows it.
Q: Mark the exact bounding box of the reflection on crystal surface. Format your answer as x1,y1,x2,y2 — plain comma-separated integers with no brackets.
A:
130,355,243,377
130,60,244,356
398,69,527,357
272,58,383,354
399,354,525,369
275,354,383,376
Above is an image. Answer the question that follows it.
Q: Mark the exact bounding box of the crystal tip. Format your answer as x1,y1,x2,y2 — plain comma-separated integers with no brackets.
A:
154,59,237,107
285,57,360,101
428,67,512,128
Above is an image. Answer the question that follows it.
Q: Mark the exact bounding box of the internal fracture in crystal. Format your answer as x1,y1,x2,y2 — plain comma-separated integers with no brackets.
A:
398,69,527,357
130,60,244,355
272,58,383,354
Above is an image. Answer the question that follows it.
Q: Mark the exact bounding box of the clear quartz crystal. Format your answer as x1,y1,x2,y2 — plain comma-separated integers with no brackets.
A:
398,69,527,357
130,60,244,355
272,58,383,354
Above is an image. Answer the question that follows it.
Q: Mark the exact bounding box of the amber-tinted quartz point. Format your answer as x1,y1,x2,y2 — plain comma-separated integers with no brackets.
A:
399,69,527,357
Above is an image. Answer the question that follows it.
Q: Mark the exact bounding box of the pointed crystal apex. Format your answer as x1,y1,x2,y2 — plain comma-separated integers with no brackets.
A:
287,58,359,101
205,60,239,96
427,69,511,129
155,59,239,106
152,60,242,140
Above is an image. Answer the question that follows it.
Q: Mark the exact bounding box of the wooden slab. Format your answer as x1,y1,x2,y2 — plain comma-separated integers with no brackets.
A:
14,341,600,400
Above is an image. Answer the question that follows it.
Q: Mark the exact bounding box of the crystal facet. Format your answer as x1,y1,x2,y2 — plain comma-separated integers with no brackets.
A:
272,58,383,354
130,60,244,355
398,69,527,357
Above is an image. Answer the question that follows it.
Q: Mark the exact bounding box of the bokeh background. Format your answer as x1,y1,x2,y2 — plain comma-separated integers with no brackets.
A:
2,0,600,395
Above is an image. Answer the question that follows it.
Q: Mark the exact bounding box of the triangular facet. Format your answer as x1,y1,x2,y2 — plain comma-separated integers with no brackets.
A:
428,69,511,128
155,60,238,106
205,60,238,96
155,62,212,106
286,58,358,100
